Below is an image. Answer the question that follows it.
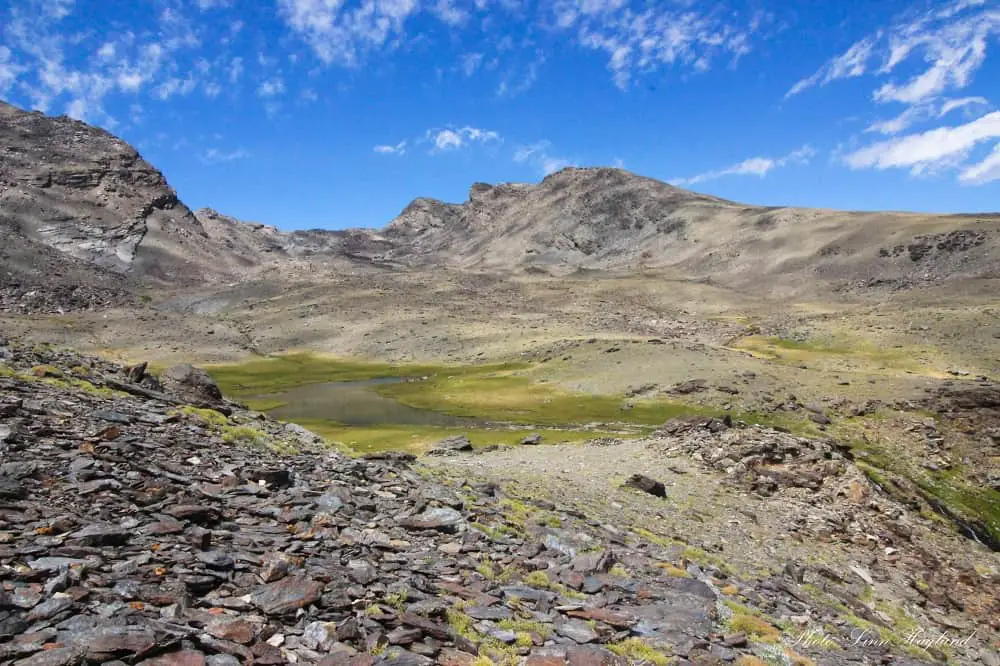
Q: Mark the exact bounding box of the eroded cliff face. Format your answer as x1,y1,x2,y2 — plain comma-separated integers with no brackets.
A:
0,101,208,277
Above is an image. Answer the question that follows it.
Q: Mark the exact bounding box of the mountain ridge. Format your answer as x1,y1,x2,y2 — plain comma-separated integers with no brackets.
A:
3,99,1000,312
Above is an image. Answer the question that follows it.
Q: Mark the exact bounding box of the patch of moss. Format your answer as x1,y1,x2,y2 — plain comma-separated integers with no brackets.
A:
683,546,735,576
31,364,62,378
471,522,517,541
609,564,630,577
523,570,551,588
654,562,690,578
221,425,299,455
0,364,15,377
172,405,229,428
783,648,816,666
497,619,552,640
382,591,408,612
735,657,769,666
607,638,672,665
633,527,682,548
728,613,782,643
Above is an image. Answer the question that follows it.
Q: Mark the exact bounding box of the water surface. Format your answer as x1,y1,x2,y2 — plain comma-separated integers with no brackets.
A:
257,378,478,427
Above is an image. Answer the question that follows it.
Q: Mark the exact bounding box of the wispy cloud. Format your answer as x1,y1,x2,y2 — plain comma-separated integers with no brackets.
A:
844,111,1000,179
553,2,764,89
787,1,1000,103
275,0,423,66
374,141,407,156
789,0,999,186
671,145,815,186
257,78,285,98
960,143,1000,184
786,37,877,98
514,140,575,175
201,147,250,164
425,126,501,152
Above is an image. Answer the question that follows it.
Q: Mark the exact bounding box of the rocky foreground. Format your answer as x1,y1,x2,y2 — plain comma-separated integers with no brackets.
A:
0,338,997,666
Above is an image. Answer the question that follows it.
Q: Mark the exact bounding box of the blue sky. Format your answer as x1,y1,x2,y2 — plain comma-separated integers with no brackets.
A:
1,0,999,230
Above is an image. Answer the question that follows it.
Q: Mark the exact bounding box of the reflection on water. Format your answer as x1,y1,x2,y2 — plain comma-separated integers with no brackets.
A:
257,378,477,427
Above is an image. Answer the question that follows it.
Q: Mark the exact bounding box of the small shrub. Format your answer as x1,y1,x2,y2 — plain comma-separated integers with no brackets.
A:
729,613,782,643
174,405,229,428
523,570,550,588
608,638,672,665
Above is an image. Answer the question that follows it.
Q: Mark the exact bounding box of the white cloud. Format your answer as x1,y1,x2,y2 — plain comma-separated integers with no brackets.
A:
939,95,989,117
497,52,543,97
671,145,814,186
563,4,760,89
0,47,25,95
514,140,576,175
788,1,1000,103
228,57,243,84
786,37,876,97
459,52,483,77
865,104,934,135
374,141,407,155
201,147,250,163
959,142,1000,183
154,75,197,100
275,0,423,65
0,0,228,123
431,0,468,26
257,78,285,97
844,111,1000,176
426,126,500,152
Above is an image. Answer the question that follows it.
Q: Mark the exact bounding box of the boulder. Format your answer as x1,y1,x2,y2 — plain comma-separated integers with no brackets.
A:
159,364,223,406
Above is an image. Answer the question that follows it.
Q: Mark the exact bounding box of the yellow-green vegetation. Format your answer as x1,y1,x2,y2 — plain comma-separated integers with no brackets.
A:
497,618,552,640
724,601,782,643
841,422,1000,548
609,564,630,577
221,425,299,455
470,658,496,666
522,570,551,588
382,591,408,612
683,546,735,576
633,527,683,548
376,367,715,427
653,562,690,578
471,521,517,541
446,609,519,666
39,375,128,398
734,657,769,666
607,638,672,665
730,335,945,377
783,648,816,666
172,405,229,427
208,352,522,398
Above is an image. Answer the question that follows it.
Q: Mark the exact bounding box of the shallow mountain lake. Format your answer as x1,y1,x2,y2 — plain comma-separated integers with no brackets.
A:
255,377,478,427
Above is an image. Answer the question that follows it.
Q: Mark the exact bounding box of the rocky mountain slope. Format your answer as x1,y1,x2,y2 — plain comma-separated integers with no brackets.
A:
375,170,1000,293
2,338,998,666
4,100,1000,313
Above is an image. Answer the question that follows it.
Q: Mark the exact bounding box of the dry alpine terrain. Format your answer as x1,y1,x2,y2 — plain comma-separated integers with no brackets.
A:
1,101,999,666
